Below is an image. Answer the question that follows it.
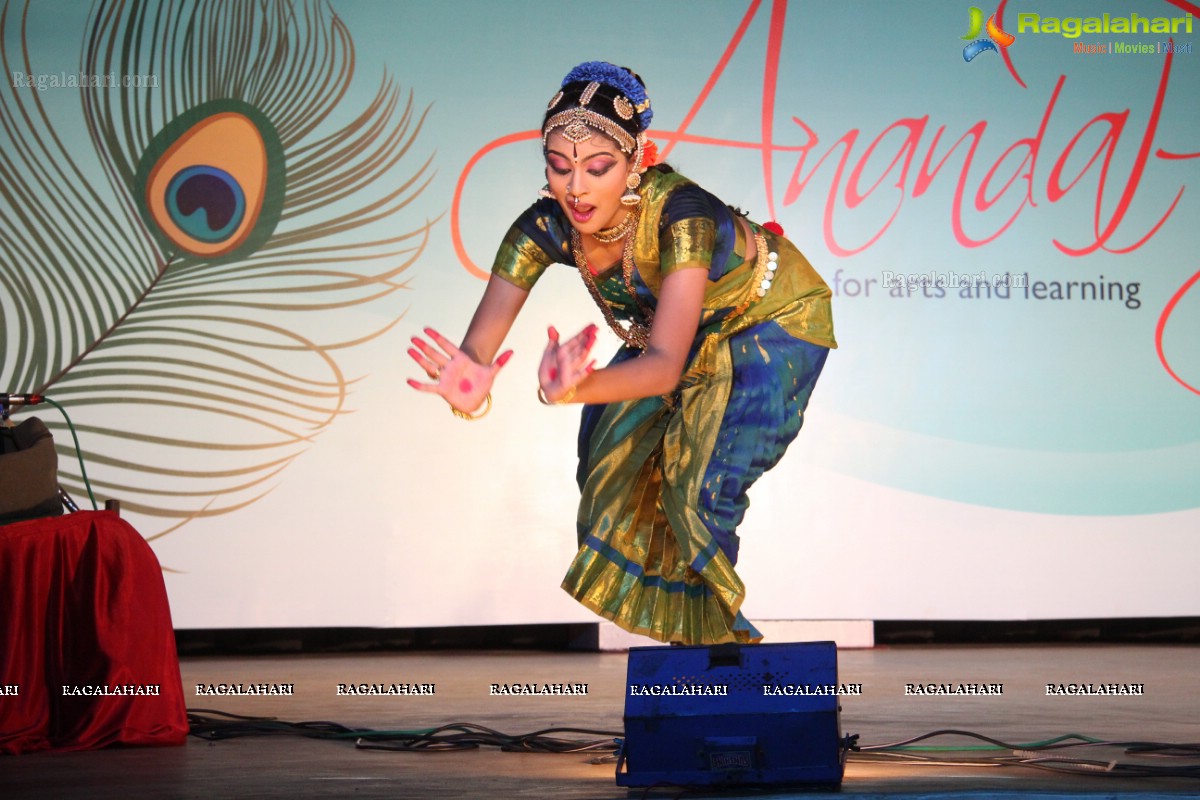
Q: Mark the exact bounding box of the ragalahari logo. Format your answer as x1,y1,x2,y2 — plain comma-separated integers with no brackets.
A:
962,6,1015,61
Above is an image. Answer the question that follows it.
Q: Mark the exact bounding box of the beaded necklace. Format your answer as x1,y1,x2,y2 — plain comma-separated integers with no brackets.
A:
570,205,653,350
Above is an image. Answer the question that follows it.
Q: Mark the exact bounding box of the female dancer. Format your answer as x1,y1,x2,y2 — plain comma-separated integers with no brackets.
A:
409,62,836,644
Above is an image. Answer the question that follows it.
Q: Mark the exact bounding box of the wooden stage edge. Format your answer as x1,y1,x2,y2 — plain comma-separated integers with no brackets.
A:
170,617,1200,656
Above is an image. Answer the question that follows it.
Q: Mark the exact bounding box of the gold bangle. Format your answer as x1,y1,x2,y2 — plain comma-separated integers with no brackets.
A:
451,393,492,420
537,385,577,405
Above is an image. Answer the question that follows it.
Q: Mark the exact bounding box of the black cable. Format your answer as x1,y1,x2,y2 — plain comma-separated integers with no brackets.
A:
859,728,1200,758
186,711,1200,780
187,709,621,754
858,728,1098,751
356,723,621,754
848,728,1200,779
187,709,371,741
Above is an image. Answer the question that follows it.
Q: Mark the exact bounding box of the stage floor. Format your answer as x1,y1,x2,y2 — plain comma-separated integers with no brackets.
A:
3,644,1198,798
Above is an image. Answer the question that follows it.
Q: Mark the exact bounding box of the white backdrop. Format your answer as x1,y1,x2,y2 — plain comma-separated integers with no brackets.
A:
3,0,1197,629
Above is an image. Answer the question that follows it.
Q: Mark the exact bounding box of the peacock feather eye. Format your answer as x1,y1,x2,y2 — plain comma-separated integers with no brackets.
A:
135,99,284,261
164,165,246,244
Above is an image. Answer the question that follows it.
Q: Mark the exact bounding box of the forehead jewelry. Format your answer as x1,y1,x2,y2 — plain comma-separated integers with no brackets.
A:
561,85,600,146
544,87,637,154
561,110,595,146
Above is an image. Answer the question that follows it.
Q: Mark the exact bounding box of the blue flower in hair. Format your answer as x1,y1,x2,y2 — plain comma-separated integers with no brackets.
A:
562,61,653,129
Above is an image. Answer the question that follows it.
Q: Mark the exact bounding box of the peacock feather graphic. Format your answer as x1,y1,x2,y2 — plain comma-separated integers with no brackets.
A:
0,0,435,540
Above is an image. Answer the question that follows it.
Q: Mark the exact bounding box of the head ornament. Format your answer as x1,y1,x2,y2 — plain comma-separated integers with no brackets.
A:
542,62,652,156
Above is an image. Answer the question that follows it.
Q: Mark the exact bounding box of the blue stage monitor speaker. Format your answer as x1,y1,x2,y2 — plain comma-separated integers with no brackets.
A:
616,641,849,789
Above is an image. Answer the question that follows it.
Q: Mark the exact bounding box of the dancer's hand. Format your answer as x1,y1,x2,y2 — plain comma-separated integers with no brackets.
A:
407,328,512,414
538,324,596,403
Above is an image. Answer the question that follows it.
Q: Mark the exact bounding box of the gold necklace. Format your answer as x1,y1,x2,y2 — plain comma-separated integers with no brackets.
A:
571,206,653,349
591,211,636,243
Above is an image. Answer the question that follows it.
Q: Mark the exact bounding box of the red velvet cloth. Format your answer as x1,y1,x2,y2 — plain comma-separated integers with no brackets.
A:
0,511,188,754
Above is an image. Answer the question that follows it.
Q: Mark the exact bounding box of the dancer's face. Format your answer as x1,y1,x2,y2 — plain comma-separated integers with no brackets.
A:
543,129,632,236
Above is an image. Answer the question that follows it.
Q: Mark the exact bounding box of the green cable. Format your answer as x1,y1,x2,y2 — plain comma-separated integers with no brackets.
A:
43,397,99,511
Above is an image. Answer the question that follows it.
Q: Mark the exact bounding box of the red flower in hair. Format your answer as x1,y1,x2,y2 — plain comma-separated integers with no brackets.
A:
763,221,784,236
641,139,659,170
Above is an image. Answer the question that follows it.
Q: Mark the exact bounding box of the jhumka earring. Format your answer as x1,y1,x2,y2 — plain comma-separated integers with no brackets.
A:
620,173,642,206
620,135,646,207
539,184,554,199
